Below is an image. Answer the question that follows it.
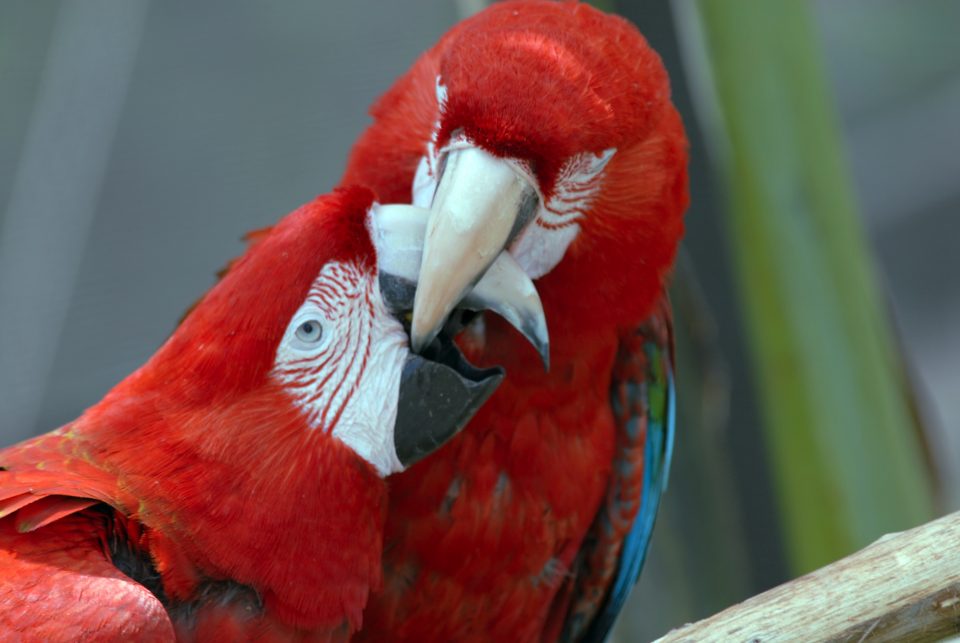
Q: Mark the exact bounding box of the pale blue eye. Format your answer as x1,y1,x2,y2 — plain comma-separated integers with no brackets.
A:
295,319,323,343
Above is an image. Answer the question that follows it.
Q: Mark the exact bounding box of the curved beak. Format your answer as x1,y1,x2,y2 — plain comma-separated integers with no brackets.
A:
408,146,550,367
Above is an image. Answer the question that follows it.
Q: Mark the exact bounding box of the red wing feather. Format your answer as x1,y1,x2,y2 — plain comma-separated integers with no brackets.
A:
0,513,174,641
0,428,172,639
14,496,99,533
0,426,127,501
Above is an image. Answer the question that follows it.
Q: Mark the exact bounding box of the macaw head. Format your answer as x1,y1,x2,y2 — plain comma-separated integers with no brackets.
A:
117,186,501,479
40,186,501,631
349,1,688,366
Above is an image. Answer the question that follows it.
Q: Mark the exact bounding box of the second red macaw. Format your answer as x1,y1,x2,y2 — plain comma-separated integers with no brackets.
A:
0,187,501,640
342,2,689,641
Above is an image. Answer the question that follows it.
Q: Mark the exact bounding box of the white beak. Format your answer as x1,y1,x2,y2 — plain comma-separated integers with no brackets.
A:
408,146,548,366
371,145,550,368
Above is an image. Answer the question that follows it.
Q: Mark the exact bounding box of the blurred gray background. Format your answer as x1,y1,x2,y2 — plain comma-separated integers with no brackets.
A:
1,1,958,639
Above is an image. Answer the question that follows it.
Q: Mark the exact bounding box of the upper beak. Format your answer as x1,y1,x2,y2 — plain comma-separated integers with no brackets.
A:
408,145,550,368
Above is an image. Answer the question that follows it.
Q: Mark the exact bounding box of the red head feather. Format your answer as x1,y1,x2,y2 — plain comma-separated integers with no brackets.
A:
435,2,670,196
138,185,378,400
343,0,689,348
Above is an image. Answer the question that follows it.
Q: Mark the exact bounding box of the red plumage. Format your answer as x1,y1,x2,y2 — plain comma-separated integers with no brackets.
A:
0,187,401,641
340,2,688,640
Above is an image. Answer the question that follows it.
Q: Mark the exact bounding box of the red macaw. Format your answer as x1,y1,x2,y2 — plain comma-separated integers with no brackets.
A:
341,2,688,640
0,186,502,641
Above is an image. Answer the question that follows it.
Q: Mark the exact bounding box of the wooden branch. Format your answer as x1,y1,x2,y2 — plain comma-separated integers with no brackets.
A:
654,511,960,642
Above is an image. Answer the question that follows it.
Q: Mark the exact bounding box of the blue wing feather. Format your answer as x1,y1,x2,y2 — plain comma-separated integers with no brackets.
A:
559,301,676,642
582,351,676,642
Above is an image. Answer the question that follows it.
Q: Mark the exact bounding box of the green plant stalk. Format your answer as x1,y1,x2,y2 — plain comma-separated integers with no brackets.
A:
690,0,936,573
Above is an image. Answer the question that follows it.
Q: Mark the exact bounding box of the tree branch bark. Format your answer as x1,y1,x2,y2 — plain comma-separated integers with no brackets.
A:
654,511,960,642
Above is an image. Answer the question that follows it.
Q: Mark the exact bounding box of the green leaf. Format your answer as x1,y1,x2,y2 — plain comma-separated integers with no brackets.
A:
682,0,937,573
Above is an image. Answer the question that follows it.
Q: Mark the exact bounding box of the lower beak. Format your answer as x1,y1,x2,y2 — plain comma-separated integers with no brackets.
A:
408,146,550,367
393,333,503,469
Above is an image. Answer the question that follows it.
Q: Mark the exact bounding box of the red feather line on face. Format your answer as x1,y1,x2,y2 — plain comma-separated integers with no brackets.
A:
533,160,608,231
272,262,375,435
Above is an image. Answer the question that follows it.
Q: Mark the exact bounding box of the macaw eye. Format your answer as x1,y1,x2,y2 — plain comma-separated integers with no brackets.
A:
295,319,323,343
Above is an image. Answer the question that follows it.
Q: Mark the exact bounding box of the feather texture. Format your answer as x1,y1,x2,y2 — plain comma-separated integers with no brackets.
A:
561,300,676,641
339,2,689,640
0,187,407,641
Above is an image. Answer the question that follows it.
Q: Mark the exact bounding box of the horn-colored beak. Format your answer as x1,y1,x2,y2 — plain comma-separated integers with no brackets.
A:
408,146,549,366
372,201,549,369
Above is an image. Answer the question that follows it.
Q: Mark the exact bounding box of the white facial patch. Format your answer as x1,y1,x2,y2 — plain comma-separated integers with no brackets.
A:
272,262,410,477
509,147,616,279
412,153,438,209
411,77,449,209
